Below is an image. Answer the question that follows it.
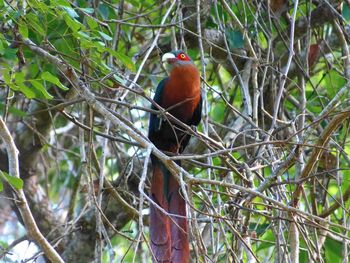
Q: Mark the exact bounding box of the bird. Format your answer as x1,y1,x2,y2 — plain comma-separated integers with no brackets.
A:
148,50,202,263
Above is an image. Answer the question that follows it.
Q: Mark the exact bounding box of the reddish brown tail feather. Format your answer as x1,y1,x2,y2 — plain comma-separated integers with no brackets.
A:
150,161,189,263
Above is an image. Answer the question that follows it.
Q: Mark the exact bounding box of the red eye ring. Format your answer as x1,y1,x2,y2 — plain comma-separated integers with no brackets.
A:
179,53,186,59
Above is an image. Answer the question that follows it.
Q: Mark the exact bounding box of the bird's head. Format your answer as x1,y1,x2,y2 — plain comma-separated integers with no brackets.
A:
162,50,193,70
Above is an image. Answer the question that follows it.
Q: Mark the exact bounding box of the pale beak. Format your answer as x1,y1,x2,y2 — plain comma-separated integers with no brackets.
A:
162,52,176,63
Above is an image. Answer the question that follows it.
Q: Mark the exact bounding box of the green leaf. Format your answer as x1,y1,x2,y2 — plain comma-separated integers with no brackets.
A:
0,103,26,117
62,6,79,18
3,70,11,84
258,32,267,49
113,74,126,85
0,40,5,55
51,0,70,6
14,71,25,83
26,13,45,36
0,33,5,55
76,31,91,40
98,31,113,41
29,0,49,9
12,72,37,98
211,102,225,122
256,229,275,251
105,48,135,71
0,180,3,192
128,0,141,8
18,20,28,39
1,171,23,190
343,3,350,21
225,29,244,49
3,47,17,60
64,13,82,32
325,237,342,263
322,69,346,97
98,3,109,19
328,184,338,196
79,7,94,14
31,80,54,99
249,223,269,236
41,71,69,90
86,16,98,29
187,49,198,60
18,83,36,98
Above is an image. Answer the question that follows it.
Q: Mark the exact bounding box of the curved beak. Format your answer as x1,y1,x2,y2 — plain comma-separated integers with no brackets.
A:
162,52,176,63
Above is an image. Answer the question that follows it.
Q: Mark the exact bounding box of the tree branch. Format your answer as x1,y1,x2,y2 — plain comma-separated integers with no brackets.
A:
0,117,64,263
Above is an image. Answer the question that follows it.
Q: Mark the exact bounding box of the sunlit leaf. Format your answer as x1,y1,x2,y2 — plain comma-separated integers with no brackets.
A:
105,48,135,71
64,13,82,32
3,69,11,83
113,74,126,85
1,172,24,190
258,32,267,49
18,83,36,98
27,0,49,11
26,13,45,36
76,31,91,40
256,229,275,251
31,80,54,99
41,71,69,91
51,0,70,6
79,7,94,14
0,41,4,55
86,16,98,29
0,33,5,55
328,185,338,196
62,6,79,18
18,20,28,39
98,31,113,41
14,71,25,84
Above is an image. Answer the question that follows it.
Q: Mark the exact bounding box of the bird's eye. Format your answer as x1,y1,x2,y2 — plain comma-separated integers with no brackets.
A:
179,53,186,59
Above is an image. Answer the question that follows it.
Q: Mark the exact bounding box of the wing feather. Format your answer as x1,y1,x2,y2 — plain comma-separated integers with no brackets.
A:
148,78,169,137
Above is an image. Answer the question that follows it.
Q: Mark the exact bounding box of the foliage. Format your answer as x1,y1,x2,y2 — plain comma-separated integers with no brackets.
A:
0,0,350,262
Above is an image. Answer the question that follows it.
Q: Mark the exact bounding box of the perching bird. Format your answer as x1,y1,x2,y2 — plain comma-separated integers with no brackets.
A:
148,50,202,263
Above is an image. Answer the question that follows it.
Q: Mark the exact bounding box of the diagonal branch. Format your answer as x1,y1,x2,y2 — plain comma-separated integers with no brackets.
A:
0,117,64,263
292,109,350,207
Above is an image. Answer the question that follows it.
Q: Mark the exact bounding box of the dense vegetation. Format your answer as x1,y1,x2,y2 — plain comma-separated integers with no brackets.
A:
1,0,350,262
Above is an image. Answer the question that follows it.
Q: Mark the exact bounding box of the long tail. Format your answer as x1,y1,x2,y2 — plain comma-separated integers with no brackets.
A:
150,158,189,263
